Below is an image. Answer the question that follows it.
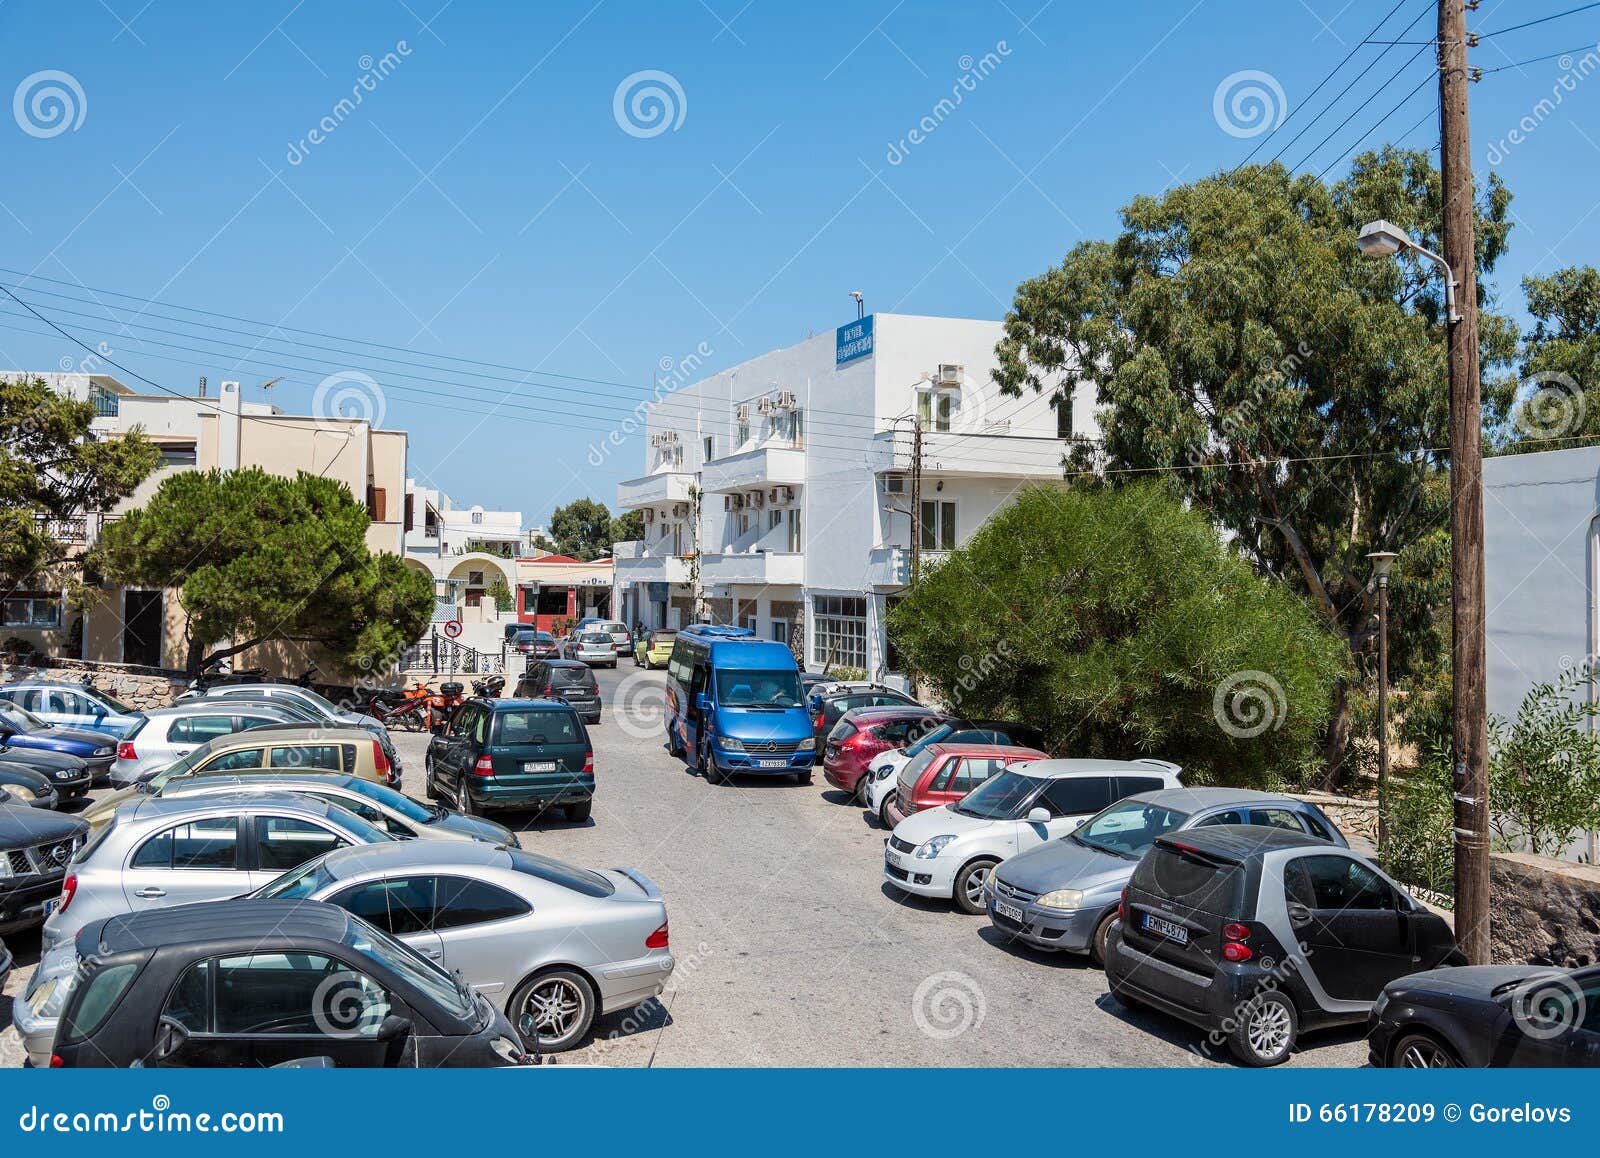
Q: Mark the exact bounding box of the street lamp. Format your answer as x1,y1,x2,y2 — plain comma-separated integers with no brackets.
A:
1356,220,1461,323
1367,550,1399,851
849,290,865,319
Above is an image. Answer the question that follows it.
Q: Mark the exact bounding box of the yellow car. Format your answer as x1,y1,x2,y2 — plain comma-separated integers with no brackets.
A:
633,629,678,669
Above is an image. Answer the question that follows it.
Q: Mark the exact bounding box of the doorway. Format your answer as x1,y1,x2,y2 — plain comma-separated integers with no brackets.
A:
122,590,162,667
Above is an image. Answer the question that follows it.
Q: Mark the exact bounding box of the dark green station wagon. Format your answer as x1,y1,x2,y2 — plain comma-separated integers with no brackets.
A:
424,698,594,822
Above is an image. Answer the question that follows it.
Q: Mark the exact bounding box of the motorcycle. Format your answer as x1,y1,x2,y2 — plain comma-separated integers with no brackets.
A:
471,675,506,698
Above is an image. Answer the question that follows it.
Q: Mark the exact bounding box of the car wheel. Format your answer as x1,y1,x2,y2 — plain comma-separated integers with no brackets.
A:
666,722,683,757
511,969,596,1053
953,858,998,915
566,799,592,823
1089,910,1118,968
423,756,440,800
1227,991,1298,1067
1392,1031,1461,1068
700,737,722,785
793,768,812,785
878,797,895,830
456,779,477,818
854,776,873,807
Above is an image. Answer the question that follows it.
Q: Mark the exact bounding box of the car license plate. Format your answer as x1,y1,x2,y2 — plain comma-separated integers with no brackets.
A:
757,758,787,768
995,900,1025,923
522,761,557,773
884,849,904,869
1141,913,1188,944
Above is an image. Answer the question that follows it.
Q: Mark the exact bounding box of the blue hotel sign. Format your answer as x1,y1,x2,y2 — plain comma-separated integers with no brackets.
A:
835,315,874,365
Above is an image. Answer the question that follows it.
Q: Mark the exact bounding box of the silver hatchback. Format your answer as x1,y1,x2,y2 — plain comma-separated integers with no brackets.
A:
257,839,673,1051
110,701,304,786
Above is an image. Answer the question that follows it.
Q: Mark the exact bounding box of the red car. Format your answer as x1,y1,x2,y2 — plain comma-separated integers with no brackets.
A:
883,741,1049,828
822,705,957,796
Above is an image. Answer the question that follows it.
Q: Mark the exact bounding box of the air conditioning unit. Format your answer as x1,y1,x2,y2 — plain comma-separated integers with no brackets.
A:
776,390,797,410
885,474,906,494
733,494,745,509
663,430,679,444
768,487,782,505
643,509,655,524
748,490,764,509
672,503,688,518
757,397,776,416
779,485,794,503
650,433,665,447
735,404,750,422
935,363,964,386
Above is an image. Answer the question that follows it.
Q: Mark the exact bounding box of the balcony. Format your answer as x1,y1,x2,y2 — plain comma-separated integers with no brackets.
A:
701,445,805,494
617,470,695,510
612,540,690,584
871,429,1069,478
700,550,803,588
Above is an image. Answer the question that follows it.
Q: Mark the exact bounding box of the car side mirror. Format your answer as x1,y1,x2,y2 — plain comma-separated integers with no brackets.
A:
1025,807,1050,824
377,1014,412,1043
695,693,711,712
152,1015,190,1061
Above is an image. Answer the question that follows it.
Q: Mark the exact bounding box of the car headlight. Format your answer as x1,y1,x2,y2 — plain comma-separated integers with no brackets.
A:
718,737,745,751
94,747,114,757
489,1035,530,1065
29,973,76,1017
1036,889,1084,911
53,769,75,780
0,855,11,879
874,764,895,780
914,835,955,859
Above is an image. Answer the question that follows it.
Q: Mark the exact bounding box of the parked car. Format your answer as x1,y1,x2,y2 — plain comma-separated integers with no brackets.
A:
806,682,921,757
0,802,87,933
110,701,304,786
161,772,519,846
43,790,393,952
633,629,677,669
48,899,532,1067
863,722,1046,823
255,839,672,1051
1368,962,1600,1067
822,705,963,799
516,660,602,724
509,629,560,659
592,620,631,650
81,723,400,832
1105,824,1460,1066
0,701,117,784
178,682,401,773
0,754,90,808
987,788,1347,965
885,758,1184,914
425,697,593,821
0,680,144,739
563,630,618,668
882,741,1051,828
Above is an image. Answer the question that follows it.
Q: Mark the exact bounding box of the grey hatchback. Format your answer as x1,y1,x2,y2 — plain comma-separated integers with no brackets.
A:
986,787,1346,964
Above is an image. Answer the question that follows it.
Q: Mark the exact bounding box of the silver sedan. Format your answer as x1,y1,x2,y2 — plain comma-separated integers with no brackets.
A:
256,839,673,1051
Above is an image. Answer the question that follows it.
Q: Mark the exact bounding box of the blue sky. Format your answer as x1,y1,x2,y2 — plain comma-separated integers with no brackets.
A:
2,1,1597,520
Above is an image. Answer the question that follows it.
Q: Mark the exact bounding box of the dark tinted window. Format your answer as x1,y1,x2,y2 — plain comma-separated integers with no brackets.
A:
329,877,436,936
1249,807,1309,833
827,720,857,743
1301,807,1337,843
495,709,579,745
432,877,530,928
929,755,956,791
1296,854,1395,911
1116,775,1166,797
507,849,615,897
1039,776,1112,817
550,666,596,688
132,817,240,870
199,747,264,773
1132,844,1244,914
168,715,238,745
59,963,140,1044
213,953,388,1036
268,744,346,771
1194,809,1245,827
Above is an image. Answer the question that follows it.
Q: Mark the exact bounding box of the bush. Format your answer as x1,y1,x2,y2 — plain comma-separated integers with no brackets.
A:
1488,662,1600,857
1381,746,1455,902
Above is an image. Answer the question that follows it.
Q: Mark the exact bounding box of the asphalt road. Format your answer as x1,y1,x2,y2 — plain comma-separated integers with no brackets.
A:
1,664,1369,1067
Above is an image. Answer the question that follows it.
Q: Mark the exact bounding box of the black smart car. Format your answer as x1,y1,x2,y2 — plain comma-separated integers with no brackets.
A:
516,660,601,724
0,802,87,933
1105,825,1460,1065
51,899,533,1068
1369,962,1600,1067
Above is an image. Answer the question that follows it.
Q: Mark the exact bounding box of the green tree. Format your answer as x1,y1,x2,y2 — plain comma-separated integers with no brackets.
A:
1498,265,1600,451
993,149,1514,788
886,484,1349,788
610,508,645,546
1488,663,1600,858
92,467,433,674
485,575,514,613
0,375,159,587
549,497,615,561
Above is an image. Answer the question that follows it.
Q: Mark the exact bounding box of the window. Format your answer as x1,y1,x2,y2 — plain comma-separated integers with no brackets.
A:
1249,807,1310,833
167,715,239,746
1292,855,1396,911
951,757,997,795
495,709,579,744
268,744,346,771
786,507,802,553
771,621,788,644
920,501,956,550
704,436,715,462
1301,808,1337,843
1055,396,1073,439
506,849,616,897
213,953,388,1036
330,877,437,936
1194,809,1245,828
367,486,387,522
132,817,240,870
199,747,264,773
468,570,485,586
164,960,210,1032
918,391,953,432
811,595,867,669
59,963,139,1044
431,877,531,928
1038,776,1113,818
1116,775,1168,798
768,508,782,532
740,511,751,536
470,510,484,525
3,596,61,628
253,815,350,873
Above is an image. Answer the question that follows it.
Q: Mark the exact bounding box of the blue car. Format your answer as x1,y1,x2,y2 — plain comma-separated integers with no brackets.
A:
0,681,144,740
663,625,815,785
0,701,118,785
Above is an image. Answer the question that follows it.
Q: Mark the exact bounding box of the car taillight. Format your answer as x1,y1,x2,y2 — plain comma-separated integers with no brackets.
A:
372,739,390,775
1223,922,1251,942
472,755,495,778
1118,888,1127,922
583,750,594,774
544,685,555,695
646,921,669,949
58,873,77,915
1222,920,1254,962
1222,942,1254,962
49,1055,62,1068
116,740,136,761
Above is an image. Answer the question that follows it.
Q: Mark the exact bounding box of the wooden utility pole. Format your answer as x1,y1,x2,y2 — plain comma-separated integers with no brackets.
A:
1439,0,1490,964
908,417,924,587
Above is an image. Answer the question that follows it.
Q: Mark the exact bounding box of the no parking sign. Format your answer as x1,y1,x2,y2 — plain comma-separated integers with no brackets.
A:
442,619,463,639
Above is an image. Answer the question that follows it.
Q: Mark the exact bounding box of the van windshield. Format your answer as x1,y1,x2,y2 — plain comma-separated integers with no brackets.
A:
717,670,803,708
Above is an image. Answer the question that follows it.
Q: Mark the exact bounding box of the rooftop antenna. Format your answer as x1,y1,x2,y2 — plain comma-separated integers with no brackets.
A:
258,376,284,407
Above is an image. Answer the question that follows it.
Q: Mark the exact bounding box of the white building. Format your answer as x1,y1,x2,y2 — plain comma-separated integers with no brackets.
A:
612,313,1095,681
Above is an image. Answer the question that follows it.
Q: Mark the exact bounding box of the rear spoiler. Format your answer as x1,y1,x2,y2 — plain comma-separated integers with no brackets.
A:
612,866,662,901
1134,758,1184,779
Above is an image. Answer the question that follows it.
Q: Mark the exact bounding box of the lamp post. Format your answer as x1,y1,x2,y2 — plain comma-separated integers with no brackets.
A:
1368,550,1399,852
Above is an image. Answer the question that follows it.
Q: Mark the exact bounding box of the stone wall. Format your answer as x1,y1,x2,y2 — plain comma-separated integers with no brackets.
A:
1490,852,1600,968
0,659,186,712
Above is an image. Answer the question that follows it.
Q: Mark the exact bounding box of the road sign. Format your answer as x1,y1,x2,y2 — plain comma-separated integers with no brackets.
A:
442,619,463,639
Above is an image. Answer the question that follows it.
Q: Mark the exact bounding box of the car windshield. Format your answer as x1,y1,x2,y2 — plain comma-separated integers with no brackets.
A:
346,916,475,1020
1073,799,1191,859
344,778,433,823
323,804,394,845
0,703,46,733
252,857,336,899
953,770,1046,820
535,632,555,643
549,667,596,688
146,748,213,790
717,670,803,708
90,690,136,714
905,724,956,756
650,632,676,645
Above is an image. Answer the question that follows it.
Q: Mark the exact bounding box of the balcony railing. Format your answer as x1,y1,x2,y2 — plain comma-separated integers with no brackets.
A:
617,471,695,510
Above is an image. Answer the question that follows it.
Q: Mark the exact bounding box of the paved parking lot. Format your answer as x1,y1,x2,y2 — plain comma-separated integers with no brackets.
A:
1,665,1369,1067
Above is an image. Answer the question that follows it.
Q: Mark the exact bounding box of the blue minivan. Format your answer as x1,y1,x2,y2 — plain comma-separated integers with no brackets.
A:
664,626,814,785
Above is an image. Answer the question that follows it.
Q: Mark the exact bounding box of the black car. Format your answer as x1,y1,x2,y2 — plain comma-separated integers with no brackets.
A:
0,762,60,810
0,802,87,933
1369,963,1600,1067
425,697,594,821
1105,825,1460,1066
806,683,920,756
51,899,534,1068
517,660,601,724
0,749,93,803
0,934,11,990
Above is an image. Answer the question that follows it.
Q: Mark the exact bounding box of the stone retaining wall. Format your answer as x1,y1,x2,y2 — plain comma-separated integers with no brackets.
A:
1,660,185,712
1490,852,1600,968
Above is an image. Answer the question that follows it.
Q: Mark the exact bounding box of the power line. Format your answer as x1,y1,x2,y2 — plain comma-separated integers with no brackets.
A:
1479,2,1600,38
1316,69,1438,179
1288,42,1436,174
1481,41,1599,72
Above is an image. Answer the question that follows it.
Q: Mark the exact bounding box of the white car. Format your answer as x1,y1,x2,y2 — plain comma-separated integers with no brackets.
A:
595,620,632,650
883,758,1183,913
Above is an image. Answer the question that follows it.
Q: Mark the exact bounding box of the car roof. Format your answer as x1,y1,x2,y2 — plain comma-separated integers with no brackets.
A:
143,701,298,718
1128,786,1302,809
1156,823,1328,861
125,790,343,821
168,771,360,793
708,639,794,668
94,898,352,956
1009,758,1184,779
195,723,363,743
923,742,1048,758
322,838,508,878
843,704,935,721
542,659,590,669
487,697,578,711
